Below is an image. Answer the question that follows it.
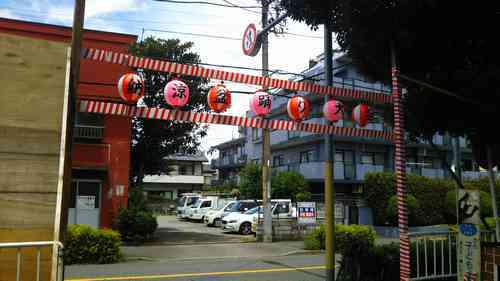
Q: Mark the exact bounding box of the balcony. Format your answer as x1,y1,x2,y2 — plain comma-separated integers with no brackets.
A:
356,164,384,180
463,171,490,179
215,155,247,168
75,125,104,140
143,174,205,184
406,166,445,178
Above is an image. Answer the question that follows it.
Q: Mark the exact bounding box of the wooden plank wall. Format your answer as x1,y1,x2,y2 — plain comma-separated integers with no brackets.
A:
0,33,68,281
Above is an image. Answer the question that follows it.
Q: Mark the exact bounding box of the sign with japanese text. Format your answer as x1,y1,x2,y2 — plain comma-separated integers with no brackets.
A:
457,189,481,281
77,196,96,210
297,202,316,225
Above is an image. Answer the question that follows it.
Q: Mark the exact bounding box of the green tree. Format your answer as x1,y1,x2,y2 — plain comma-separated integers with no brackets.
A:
386,195,418,226
129,37,209,187
271,170,310,202
239,163,262,199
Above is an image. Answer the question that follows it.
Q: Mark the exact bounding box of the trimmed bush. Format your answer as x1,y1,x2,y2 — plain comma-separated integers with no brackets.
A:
115,208,158,244
65,224,122,265
387,194,419,226
364,171,500,226
303,224,376,252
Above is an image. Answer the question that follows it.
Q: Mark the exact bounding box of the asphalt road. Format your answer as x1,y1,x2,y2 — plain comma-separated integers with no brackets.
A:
150,216,246,245
66,254,326,281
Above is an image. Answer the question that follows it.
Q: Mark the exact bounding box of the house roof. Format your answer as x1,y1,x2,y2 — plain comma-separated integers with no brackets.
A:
212,137,246,150
163,151,208,162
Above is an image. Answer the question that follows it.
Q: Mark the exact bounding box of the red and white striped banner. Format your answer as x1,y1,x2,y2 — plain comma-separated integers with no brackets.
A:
81,48,392,105
464,272,477,281
78,100,394,141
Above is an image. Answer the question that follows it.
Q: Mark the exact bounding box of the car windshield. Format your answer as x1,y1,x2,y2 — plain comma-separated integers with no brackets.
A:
192,200,204,208
223,202,235,211
177,197,186,207
186,197,199,206
244,206,262,215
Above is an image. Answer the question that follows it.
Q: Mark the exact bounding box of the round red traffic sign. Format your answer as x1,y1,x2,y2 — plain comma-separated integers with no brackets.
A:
242,23,261,56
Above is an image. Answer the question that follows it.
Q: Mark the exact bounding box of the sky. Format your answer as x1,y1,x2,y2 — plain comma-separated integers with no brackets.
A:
0,0,327,159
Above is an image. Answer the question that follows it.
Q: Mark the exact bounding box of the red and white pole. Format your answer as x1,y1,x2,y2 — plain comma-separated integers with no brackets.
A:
391,50,410,280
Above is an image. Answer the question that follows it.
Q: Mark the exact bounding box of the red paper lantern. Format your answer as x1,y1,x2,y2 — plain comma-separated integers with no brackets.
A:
250,91,272,117
323,99,343,122
287,96,310,121
352,104,370,127
207,84,232,113
117,73,144,102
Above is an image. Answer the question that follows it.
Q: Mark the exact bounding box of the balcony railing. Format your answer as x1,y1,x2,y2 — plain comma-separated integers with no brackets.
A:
75,125,104,139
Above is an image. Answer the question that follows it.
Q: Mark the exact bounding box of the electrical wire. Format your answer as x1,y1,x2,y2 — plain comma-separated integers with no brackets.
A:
145,28,241,41
221,0,260,14
152,0,261,9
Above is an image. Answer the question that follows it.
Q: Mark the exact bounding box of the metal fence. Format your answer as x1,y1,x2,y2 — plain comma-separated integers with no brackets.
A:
0,241,64,281
410,230,495,281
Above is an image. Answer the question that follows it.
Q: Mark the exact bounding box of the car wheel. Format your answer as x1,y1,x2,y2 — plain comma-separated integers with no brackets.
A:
240,222,252,235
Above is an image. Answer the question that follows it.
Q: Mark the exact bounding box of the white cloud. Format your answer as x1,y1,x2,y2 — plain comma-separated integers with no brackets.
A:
0,8,15,18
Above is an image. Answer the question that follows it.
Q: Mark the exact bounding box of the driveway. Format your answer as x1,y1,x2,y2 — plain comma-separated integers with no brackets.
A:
148,215,249,245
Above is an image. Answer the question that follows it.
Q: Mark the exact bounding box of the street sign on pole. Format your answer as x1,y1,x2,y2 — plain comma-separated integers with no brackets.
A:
242,23,262,57
297,202,317,225
457,189,481,281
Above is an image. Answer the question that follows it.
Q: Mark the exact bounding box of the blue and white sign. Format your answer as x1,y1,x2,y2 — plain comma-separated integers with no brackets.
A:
297,202,316,225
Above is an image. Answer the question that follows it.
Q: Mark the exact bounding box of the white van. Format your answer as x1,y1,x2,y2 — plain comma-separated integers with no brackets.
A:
185,196,231,221
176,193,201,219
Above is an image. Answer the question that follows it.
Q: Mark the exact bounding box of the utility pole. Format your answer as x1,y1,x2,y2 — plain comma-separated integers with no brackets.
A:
323,24,336,281
261,0,273,243
52,1,85,279
452,137,462,180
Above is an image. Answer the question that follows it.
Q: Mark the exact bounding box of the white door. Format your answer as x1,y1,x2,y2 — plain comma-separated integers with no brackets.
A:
68,180,101,229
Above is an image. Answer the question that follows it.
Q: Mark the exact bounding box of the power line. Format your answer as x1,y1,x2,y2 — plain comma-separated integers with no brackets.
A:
145,28,240,41
152,0,261,9
221,0,260,14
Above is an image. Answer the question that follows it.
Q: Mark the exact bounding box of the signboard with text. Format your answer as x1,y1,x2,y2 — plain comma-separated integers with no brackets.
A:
457,189,481,281
297,202,316,225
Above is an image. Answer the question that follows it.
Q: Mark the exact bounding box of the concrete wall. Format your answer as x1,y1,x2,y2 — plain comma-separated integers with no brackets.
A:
0,33,68,281
255,219,318,242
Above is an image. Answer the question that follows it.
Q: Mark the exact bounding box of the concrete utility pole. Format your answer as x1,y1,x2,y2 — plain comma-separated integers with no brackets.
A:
261,0,273,243
323,24,336,281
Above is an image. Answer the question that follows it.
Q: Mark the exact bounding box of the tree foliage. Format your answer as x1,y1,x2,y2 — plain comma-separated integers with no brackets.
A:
239,163,262,199
278,1,500,147
129,37,209,186
271,170,310,201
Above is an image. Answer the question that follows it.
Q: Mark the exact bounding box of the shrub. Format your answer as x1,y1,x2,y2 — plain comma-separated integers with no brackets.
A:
115,208,158,244
303,224,376,252
386,195,419,226
364,172,500,226
65,224,122,265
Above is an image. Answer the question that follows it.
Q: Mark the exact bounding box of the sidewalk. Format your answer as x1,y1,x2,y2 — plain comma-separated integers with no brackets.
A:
123,241,311,262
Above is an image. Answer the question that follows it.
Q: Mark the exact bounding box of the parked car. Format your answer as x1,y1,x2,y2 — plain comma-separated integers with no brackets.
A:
222,200,293,235
204,200,259,227
187,198,216,221
176,193,201,219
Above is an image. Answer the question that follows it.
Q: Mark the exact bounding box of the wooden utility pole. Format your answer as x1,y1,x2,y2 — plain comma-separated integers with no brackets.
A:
486,145,500,242
261,0,273,243
323,24,336,281
52,0,85,279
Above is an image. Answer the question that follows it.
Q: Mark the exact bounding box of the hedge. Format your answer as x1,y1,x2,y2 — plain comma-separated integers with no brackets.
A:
65,224,122,265
115,208,158,244
364,172,500,226
304,224,455,281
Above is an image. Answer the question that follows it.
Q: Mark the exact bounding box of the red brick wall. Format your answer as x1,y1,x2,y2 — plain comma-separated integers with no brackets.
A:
482,244,500,281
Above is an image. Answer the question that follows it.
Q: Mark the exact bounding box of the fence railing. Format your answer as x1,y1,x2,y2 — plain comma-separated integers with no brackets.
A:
75,125,104,139
0,241,64,281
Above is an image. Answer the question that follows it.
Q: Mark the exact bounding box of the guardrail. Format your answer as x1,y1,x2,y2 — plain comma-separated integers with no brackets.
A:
0,241,64,281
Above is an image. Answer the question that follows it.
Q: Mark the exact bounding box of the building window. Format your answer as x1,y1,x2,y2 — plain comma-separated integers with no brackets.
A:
252,128,261,141
179,166,187,175
273,155,284,167
300,150,314,163
288,130,301,139
360,152,384,165
335,151,344,162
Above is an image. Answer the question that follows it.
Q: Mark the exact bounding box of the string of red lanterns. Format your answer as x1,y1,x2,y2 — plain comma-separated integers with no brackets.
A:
116,74,373,127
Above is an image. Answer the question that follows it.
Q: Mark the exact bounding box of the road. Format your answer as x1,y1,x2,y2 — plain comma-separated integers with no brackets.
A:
150,216,246,245
66,254,326,281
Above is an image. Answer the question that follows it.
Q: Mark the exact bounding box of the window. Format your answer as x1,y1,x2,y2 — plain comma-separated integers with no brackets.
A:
360,153,374,164
300,150,314,163
288,130,301,139
224,202,236,212
335,151,344,162
179,166,187,175
273,155,284,167
200,201,211,208
75,112,103,127
252,128,261,141
360,152,385,166
273,203,290,215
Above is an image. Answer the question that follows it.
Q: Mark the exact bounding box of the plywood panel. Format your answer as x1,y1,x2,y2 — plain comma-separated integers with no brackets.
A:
0,33,67,131
0,153,59,193
0,33,68,281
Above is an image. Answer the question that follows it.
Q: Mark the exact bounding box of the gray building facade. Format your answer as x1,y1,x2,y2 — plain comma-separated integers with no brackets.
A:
212,54,487,225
